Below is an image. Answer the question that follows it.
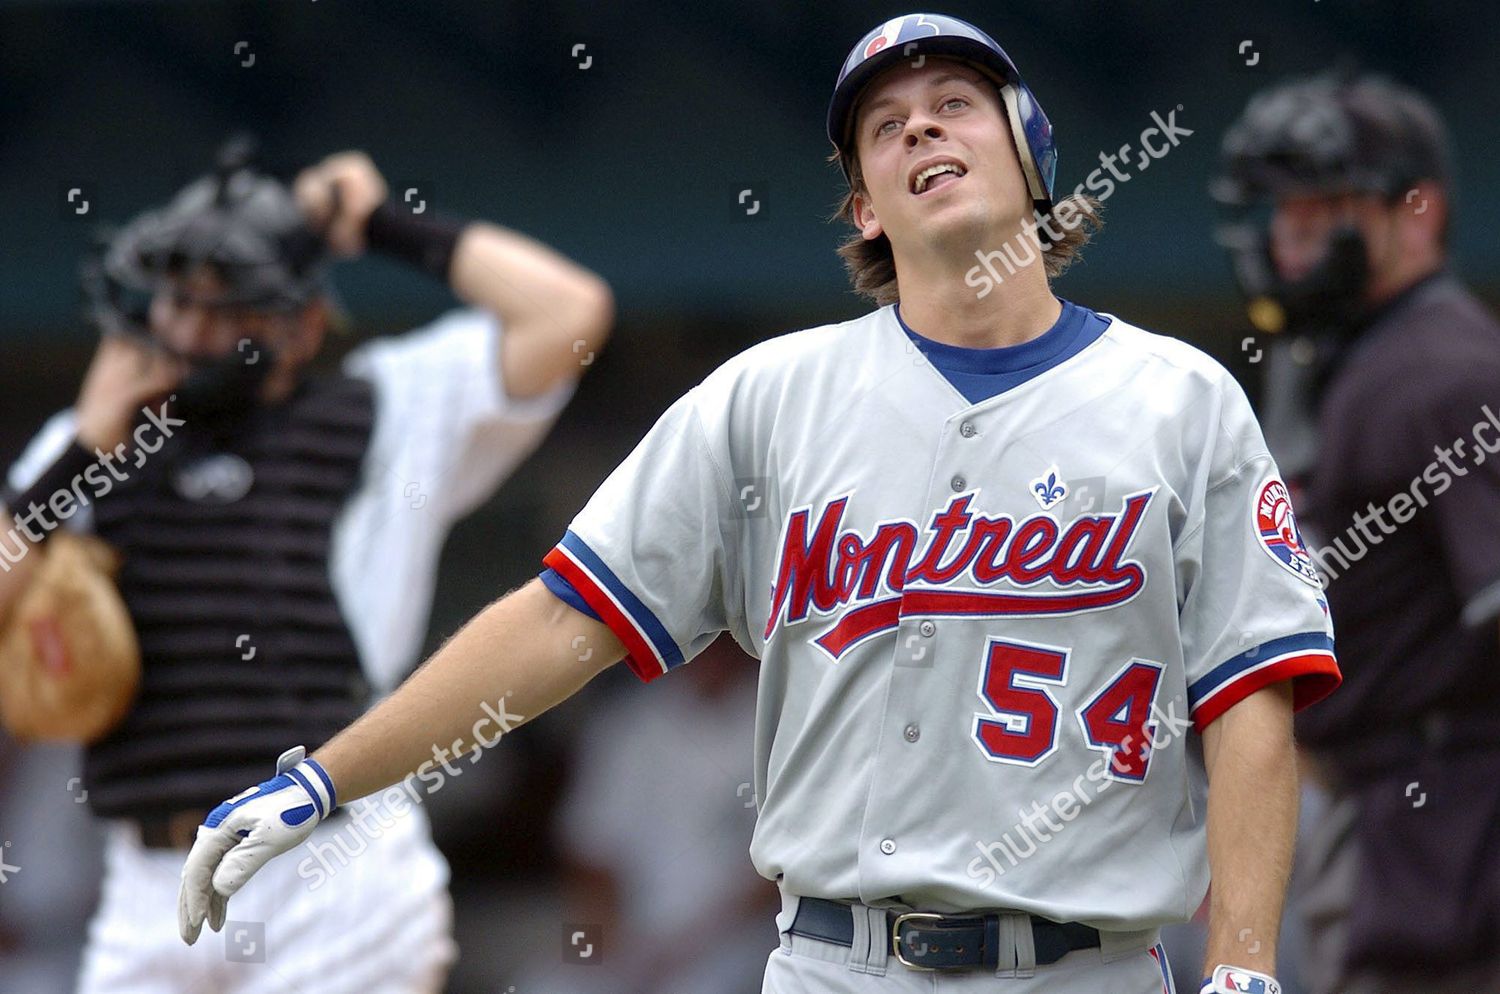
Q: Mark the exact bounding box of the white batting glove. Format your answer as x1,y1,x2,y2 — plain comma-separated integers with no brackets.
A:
177,746,337,945
1201,966,1282,994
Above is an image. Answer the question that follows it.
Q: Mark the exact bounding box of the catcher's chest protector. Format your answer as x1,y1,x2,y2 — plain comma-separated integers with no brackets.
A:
87,374,375,820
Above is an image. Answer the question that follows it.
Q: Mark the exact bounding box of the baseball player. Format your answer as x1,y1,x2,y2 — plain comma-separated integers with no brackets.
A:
1,140,612,993
180,16,1340,994
1215,74,1500,993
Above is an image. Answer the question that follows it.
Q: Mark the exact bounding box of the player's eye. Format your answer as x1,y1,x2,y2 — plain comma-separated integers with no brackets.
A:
941,96,970,112
875,118,902,138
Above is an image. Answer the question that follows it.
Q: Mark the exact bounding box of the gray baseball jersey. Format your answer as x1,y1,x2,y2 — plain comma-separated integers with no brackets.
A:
542,301,1339,932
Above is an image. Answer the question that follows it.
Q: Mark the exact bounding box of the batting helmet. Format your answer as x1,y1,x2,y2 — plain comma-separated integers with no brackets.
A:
826,13,1056,218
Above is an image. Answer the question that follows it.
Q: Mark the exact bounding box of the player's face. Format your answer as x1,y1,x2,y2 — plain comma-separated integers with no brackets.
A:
850,61,1031,253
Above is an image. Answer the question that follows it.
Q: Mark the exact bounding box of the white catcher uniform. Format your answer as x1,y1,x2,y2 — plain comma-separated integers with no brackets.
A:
541,300,1340,992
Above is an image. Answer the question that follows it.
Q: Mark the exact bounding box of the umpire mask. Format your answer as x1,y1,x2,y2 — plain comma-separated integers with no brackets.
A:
1214,214,1371,337
1211,72,1449,339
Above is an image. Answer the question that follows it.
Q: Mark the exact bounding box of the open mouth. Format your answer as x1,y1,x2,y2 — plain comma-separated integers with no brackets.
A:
911,160,968,195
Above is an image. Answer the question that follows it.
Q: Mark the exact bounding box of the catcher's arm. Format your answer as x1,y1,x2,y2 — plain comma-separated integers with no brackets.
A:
293,151,614,401
1,335,182,621
179,577,624,942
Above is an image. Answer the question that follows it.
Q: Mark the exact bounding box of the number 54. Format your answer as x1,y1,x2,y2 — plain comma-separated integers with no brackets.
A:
972,638,1164,783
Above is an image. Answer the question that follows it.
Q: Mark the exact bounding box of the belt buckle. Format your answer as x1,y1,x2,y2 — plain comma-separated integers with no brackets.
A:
891,912,946,970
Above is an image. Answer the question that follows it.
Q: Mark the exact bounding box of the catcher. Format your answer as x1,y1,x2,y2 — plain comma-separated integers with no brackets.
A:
0,140,612,993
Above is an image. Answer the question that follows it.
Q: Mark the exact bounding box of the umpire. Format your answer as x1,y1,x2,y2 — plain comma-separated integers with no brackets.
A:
1214,74,1500,992
0,143,612,992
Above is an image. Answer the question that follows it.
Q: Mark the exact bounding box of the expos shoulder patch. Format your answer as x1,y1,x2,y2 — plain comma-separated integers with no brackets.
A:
1254,479,1321,587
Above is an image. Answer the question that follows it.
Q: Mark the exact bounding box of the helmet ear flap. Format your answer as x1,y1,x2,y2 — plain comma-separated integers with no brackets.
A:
1001,86,1047,203
1000,83,1054,249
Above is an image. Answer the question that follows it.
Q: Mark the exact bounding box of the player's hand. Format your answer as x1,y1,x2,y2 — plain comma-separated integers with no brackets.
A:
75,335,187,452
294,151,389,258
177,746,337,945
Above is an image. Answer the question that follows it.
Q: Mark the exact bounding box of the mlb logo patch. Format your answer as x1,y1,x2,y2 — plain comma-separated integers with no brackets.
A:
1214,967,1281,994
1254,479,1320,587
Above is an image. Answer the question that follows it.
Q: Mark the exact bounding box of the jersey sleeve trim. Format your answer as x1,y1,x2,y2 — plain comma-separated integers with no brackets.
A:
1188,631,1340,729
541,529,684,683
538,567,602,622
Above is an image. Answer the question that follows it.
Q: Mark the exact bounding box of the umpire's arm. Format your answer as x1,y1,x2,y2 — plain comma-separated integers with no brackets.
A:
1199,681,1297,978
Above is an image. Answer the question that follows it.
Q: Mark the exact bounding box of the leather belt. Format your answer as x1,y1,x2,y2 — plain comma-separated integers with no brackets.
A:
788,896,1100,970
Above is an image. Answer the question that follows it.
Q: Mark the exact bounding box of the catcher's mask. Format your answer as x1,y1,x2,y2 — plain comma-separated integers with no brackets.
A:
1211,72,1450,338
83,135,331,432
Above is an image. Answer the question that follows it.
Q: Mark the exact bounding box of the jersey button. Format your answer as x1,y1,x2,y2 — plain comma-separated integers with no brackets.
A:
879,838,897,855
903,723,920,742
918,620,936,637
959,421,977,438
950,475,966,492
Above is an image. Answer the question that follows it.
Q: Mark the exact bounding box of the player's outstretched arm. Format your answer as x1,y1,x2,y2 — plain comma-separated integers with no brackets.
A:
1198,681,1297,991
313,578,623,800
178,578,624,943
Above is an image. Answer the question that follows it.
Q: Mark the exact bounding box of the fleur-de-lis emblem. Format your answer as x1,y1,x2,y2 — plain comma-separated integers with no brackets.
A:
1031,468,1068,509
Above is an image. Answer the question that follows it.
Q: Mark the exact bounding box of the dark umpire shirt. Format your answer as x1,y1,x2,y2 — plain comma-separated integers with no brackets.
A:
1295,273,1500,762
1292,272,1500,970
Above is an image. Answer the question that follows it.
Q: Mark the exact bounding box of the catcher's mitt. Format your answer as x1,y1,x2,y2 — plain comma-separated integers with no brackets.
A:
0,532,140,743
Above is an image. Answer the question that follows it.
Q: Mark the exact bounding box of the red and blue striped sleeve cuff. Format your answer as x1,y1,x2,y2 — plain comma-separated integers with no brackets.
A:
539,566,601,622
542,530,685,683
1188,631,1340,729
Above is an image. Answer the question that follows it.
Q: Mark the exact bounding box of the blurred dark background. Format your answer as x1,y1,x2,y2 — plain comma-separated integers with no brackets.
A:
1,1,1496,992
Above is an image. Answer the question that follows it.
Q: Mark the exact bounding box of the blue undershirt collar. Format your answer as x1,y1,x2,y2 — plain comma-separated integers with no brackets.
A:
896,299,1109,404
